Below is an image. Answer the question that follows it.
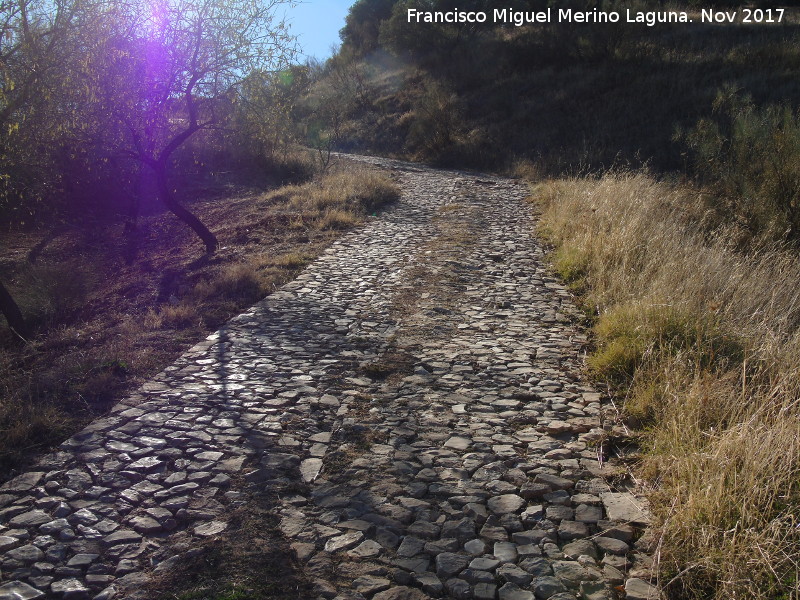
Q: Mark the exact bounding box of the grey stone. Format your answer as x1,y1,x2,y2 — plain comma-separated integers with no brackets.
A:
624,578,660,600
353,576,390,595
474,583,497,600
497,564,533,586
498,582,535,600
464,539,486,555
0,581,45,600
102,530,141,546
519,557,552,577
325,532,364,552
470,556,500,570
599,493,649,526
50,578,90,598
300,458,323,483
194,520,227,538
444,578,472,600
435,552,470,579
372,587,429,600
532,576,567,598
6,544,44,563
488,494,525,515
412,572,444,596
8,511,51,528
593,537,629,555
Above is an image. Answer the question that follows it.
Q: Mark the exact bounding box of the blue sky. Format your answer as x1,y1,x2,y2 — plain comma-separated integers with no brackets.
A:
286,0,355,62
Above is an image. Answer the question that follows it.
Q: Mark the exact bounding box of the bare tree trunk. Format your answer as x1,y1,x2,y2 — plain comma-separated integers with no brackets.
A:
154,164,218,253
0,278,28,340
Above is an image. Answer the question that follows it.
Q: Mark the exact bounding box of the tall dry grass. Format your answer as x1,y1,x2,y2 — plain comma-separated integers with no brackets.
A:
536,172,800,599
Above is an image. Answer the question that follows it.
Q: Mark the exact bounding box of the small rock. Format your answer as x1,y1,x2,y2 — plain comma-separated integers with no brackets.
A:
488,494,525,515
353,576,390,595
435,552,470,579
372,586,429,600
324,531,364,553
193,521,227,538
498,582,535,600
532,576,567,598
0,581,45,600
624,578,660,600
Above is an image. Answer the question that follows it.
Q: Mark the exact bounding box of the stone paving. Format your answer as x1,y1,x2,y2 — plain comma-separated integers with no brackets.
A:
0,156,658,600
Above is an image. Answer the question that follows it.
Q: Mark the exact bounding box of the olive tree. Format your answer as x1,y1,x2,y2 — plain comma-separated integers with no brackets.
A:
93,0,298,252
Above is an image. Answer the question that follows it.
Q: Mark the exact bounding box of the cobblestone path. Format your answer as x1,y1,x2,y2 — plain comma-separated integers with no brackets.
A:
0,157,657,600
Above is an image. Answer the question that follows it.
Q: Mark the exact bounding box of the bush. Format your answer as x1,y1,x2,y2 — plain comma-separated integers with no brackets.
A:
684,92,800,243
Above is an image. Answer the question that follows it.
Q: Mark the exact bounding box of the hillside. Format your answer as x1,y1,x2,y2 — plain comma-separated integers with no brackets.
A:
309,2,800,175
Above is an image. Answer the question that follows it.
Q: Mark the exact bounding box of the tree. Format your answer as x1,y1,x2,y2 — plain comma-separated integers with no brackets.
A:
0,0,87,338
340,0,396,56
91,0,298,252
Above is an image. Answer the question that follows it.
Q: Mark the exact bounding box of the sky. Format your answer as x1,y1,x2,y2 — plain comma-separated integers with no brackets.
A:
286,0,355,62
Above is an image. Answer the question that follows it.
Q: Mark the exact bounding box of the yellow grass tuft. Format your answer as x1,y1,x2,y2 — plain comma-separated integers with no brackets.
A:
536,171,800,599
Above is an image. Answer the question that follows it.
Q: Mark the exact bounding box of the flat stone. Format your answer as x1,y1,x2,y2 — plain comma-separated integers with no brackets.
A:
372,586,429,600
558,520,589,541
0,472,45,493
488,494,525,515
325,531,364,552
594,536,629,555
413,572,444,596
519,557,553,577
0,581,45,600
470,556,500,570
8,510,51,528
103,529,141,546
464,539,486,555
624,578,660,600
533,474,573,491
580,581,609,600
600,493,650,525
300,458,323,483
435,552,470,579
532,576,567,598
130,516,163,534
194,520,227,537
49,578,90,597
348,539,383,558
127,457,164,472
552,561,590,585
444,437,471,450
445,578,472,600
494,541,518,563
497,564,533,586
66,553,99,567
498,582,535,600
353,576,390,595
474,583,498,600
6,544,44,563
0,536,18,551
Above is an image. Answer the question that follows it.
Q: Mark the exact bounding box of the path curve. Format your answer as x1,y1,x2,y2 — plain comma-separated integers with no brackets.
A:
0,156,656,600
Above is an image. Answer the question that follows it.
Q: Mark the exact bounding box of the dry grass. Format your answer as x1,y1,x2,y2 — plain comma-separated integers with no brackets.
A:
536,172,800,599
0,160,399,480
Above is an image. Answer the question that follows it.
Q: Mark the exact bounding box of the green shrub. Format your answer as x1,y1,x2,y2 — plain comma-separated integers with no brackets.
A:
684,92,800,243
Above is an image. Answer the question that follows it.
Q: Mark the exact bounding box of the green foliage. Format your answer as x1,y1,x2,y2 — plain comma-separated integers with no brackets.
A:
407,81,462,158
684,91,800,242
589,303,743,386
340,0,397,55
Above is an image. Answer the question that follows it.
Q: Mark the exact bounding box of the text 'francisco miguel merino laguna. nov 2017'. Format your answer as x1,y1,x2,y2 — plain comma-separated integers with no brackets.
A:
406,7,787,27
